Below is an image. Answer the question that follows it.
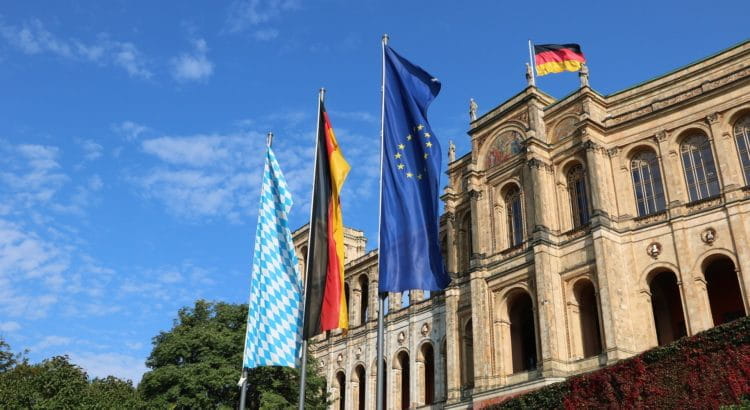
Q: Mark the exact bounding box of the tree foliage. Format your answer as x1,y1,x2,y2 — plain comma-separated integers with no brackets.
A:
0,343,143,409
138,299,328,409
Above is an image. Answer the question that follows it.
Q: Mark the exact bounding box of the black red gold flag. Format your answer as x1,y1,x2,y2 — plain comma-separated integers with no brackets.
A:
302,101,350,340
534,43,586,76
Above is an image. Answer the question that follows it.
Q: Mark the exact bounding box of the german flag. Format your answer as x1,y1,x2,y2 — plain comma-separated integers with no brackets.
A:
534,44,586,76
302,101,350,340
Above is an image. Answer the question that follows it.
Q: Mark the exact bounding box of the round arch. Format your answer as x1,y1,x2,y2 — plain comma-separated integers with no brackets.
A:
551,115,580,143
478,125,527,171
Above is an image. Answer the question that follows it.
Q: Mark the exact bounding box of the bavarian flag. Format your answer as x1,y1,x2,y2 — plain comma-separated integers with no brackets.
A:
302,101,350,340
534,43,586,76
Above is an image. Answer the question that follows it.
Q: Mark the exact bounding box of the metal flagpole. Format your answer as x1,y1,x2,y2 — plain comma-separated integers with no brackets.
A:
375,33,388,410
528,39,536,84
240,131,276,410
298,88,325,410
238,369,248,409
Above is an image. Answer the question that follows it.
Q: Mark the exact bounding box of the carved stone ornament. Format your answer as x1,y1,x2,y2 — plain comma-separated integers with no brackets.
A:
701,228,717,244
420,323,430,337
355,347,362,359
706,112,720,124
397,331,406,345
646,242,662,259
336,353,343,364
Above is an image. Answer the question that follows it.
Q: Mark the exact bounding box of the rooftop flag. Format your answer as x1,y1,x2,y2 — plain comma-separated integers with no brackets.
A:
242,145,302,369
534,43,586,76
302,101,350,340
378,45,451,293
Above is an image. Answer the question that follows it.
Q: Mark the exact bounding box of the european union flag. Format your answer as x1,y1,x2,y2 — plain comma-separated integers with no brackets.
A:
379,45,451,293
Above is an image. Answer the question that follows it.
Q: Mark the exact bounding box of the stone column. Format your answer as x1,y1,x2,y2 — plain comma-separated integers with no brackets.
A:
532,246,567,377
527,159,555,232
446,212,458,274
469,273,492,390
410,290,424,304
369,277,379,321
706,112,744,190
591,232,639,360
468,186,485,260
583,139,615,217
352,288,362,327
444,287,461,402
655,131,686,205
388,292,401,312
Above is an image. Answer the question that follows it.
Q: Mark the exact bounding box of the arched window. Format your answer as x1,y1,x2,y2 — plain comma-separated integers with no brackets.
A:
358,275,369,325
504,186,524,247
354,365,366,410
335,371,346,410
680,134,720,201
733,115,750,185
567,164,590,228
631,150,666,216
420,343,435,405
460,213,473,271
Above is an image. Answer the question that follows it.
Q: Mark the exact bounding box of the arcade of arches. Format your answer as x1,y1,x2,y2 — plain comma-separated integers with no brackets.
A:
302,40,750,409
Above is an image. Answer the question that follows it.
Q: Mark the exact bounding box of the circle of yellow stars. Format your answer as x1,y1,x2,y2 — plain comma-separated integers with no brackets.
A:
394,123,432,180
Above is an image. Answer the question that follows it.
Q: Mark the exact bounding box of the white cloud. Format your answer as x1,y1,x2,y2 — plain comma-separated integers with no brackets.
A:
331,110,378,124
32,335,73,352
171,38,214,82
0,321,20,332
253,28,279,41
142,135,229,166
226,0,300,37
78,139,104,161
0,18,151,78
88,174,103,191
69,351,147,384
113,121,149,141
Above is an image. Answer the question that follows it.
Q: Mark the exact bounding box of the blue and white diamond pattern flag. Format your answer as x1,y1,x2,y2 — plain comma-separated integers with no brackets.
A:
243,146,303,369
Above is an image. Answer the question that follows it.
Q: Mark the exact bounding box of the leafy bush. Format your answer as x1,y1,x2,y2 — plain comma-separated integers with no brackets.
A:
483,316,750,409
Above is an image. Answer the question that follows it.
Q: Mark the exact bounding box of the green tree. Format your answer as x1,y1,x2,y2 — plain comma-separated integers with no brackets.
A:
0,338,143,409
138,300,327,409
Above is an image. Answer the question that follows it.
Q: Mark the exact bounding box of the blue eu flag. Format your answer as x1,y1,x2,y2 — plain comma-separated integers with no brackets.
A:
379,45,451,293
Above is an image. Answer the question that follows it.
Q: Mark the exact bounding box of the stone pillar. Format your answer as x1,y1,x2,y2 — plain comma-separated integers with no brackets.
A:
527,159,555,232
444,287,461,402
352,288,362,327
468,187,484,259
410,290,424,304
727,208,750,314
532,246,567,377
591,231,639,361
583,139,615,217
469,273,492,390
655,131,686,205
388,292,401,312
446,212,458,274
706,112,744,190
369,278,379,321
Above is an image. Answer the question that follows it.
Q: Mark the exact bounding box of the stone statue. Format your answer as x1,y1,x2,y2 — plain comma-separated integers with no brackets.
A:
448,140,456,162
526,63,535,87
469,98,478,121
579,63,589,88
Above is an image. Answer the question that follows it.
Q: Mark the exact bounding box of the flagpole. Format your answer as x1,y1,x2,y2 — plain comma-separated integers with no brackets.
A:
298,88,325,410
528,39,536,84
240,131,275,410
375,33,388,410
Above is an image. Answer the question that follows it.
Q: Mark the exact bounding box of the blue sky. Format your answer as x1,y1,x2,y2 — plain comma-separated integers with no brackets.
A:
0,0,746,383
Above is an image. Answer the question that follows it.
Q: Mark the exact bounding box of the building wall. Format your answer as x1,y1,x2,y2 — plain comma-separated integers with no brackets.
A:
297,40,750,409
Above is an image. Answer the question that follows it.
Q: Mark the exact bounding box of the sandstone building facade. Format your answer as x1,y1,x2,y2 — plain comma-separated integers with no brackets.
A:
293,40,750,409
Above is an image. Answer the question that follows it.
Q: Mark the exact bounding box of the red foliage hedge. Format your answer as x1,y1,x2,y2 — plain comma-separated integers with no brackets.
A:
484,316,750,409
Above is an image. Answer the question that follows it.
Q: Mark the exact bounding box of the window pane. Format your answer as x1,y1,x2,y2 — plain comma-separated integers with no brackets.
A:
682,147,698,201
651,163,666,212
